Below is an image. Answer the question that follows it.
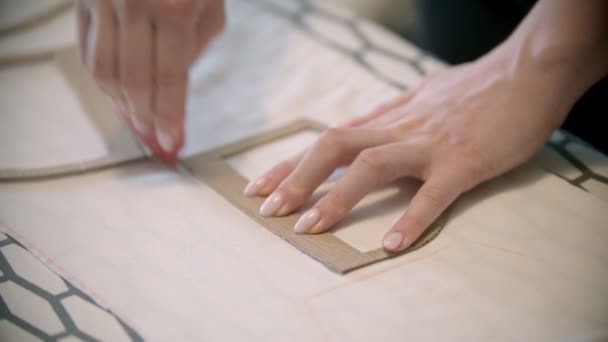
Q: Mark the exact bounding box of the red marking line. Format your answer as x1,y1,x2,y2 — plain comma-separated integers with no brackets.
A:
309,246,448,299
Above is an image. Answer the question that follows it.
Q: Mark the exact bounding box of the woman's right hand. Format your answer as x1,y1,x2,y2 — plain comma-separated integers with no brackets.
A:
77,0,226,162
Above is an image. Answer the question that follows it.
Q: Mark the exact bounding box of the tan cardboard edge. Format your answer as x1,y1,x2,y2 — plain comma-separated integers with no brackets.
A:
183,119,447,274
0,47,146,182
0,51,56,67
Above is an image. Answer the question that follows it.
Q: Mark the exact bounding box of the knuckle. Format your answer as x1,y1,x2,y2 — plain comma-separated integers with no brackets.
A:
317,128,346,152
282,175,309,197
388,122,409,140
322,191,348,215
354,149,385,186
453,145,494,190
384,125,399,140
356,148,385,174
420,183,447,210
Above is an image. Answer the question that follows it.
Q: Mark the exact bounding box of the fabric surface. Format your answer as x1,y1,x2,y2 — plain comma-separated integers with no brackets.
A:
0,233,143,341
1,0,608,341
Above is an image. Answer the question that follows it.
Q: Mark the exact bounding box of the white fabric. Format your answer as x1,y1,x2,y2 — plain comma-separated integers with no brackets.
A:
1,162,607,341
0,6,75,60
1,0,608,341
0,61,112,169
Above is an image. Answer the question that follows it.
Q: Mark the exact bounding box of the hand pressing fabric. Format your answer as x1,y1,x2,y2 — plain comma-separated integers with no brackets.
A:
77,0,225,163
243,0,608,252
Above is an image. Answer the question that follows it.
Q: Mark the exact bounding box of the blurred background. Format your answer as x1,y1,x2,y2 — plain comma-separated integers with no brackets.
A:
338,0,605,154
333,0,534,65
334,0,417,41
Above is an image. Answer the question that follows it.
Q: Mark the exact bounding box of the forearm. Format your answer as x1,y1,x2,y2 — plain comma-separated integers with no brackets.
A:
487,0,608,114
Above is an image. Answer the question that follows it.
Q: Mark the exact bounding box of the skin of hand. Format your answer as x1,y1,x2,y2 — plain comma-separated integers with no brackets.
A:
77,0,226,163
243,0,608,252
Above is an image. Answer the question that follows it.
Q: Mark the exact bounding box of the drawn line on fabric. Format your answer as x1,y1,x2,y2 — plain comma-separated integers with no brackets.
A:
302,299,337,342
467,240,527,257
307,246,448,299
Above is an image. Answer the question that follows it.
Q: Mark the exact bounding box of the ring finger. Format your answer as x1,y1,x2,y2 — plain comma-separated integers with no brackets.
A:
259,127,399,217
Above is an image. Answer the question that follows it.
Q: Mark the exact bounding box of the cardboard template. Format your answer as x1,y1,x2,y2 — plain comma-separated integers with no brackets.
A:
183,119,447,273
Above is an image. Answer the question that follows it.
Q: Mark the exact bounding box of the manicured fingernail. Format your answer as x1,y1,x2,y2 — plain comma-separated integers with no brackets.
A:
131,115,149,135
243,177,267,197
383,232,403,250
156,126,175,153
294,208,320,234
260,192,284,217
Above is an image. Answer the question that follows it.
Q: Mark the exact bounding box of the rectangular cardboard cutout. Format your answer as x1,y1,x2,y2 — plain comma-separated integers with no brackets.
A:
183,119,447,273
226,130,426,253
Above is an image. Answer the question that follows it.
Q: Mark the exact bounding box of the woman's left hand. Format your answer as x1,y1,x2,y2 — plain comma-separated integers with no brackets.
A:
242,52,573,252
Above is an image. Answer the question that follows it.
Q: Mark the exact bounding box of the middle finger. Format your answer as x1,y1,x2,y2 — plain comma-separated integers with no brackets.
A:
259,127,398,217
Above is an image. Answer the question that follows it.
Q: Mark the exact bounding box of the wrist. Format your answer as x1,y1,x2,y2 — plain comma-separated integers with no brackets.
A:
484,35,607,117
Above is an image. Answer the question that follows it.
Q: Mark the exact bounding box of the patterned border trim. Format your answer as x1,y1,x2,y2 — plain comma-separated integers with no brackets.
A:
0,235,143,341
254,0,428,90
548,133,608,189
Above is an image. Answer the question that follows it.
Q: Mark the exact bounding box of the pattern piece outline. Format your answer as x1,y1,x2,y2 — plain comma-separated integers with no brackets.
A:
0,47,147,183
183,119,447,274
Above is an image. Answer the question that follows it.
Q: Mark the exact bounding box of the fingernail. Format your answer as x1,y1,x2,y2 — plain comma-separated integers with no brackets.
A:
243,177,267,197
294,208,320,234
131,115,149,135
383,232,403,250
260,192,284,217
156,126,175,153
